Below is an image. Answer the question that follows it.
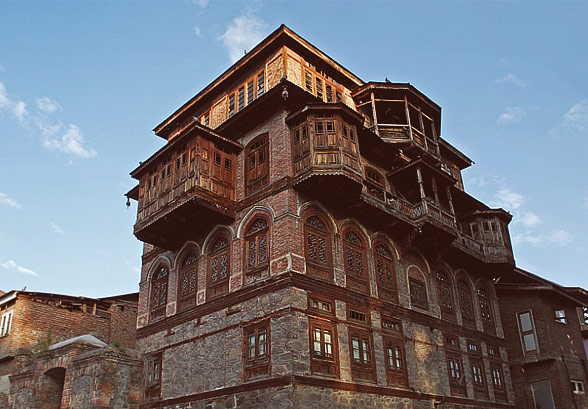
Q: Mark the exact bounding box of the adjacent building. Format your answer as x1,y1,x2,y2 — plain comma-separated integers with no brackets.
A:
0,290,140,409
127,25,520,408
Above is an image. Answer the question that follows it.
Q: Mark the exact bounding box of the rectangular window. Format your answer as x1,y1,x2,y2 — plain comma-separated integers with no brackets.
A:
384,336,408,386
467,340,480,354
238,86,245,111
308,296,334,315
326,120,335,133
315,121,324,135
247,80,254,104
517,310,538,354
531,380,556,409
309,318,338,377
243,321,270,380
446,353,466,396
336,90,342,103
326,85,333,103
491,365,504,389
0,310,13,336
228,94,236,117
257,71,265,97
554,309,567,324
348,329,376,382
487,345,498,357
348,309,367,323
305,70,313,92
316,78,323,100
145,353,162,399
204,112,210,127
571,380,585,394
409,277,429,310
470,358,486,389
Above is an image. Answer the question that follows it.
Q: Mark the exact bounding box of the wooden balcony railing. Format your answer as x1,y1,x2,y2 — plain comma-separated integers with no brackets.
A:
454,233,514,264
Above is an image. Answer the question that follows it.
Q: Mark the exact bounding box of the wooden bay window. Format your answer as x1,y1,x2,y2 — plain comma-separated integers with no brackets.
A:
245,134,269,195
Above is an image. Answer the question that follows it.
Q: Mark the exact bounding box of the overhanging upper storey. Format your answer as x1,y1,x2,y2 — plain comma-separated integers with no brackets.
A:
153,25,364,141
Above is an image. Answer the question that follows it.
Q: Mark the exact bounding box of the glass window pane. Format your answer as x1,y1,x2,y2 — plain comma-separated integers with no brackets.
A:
519,312,533,332
523,333,536,351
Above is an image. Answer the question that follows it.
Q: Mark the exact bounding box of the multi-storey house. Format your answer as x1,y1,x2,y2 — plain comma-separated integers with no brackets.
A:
127,25,518,408
496,269,588,409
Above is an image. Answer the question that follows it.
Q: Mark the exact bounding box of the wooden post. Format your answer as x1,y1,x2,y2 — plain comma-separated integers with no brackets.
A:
405,96,413,142
416,167,426,213
431,176,440,205
370,91,379,136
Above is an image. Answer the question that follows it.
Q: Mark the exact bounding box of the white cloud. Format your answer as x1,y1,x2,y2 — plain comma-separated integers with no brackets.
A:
219,12,268,63
36,96,62,114
49,221,65,234
497,106,526,125
43,123,96,158
0,192,22,209
583,192,588,211
193,0,209,7
495,73,527,88
491,188,524,210
194,26,202,37
561,100,588,132
0,82,27,122
1,260,38,276
12,101,27,122
513,229,572,247
517,211,541,228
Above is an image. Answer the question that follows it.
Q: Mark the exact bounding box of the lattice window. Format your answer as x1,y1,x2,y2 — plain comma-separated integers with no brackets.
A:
245,217,269,271
304,214,332,281
343,229,368,294
409,276,428,310
374,243,398,303
245,134,269,195
150,266,169,320
178,252,198,311
458,279,475,327
437,271,455,319
478,287,495,334
208,236,230,300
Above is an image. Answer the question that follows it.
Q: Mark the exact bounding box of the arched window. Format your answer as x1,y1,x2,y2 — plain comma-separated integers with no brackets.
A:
304,214,332,281
208,236,230,300
478,286,496,335
177,252,198,311
343,228,369,294
373,242,398,303
437,271,456,322
150,265,169,320
457,278,475,329
245,217,269,272
408,267,429,310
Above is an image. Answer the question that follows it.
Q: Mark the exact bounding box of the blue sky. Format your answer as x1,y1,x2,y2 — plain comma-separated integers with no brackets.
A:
1,1,587,297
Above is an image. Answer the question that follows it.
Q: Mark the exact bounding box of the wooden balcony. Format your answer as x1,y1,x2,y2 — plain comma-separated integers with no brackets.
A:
453,232,514,265
131,123,240,250
373,124,440,160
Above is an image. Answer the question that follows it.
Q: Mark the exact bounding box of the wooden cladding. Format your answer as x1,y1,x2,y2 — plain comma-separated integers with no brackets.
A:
291,113,361,176
136,135,236,226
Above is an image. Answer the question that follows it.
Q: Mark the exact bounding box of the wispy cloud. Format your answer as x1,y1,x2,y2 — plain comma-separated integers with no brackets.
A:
513,229,572,247
1,260,38,276
491,187,525,210
495,73,527,88
0,192,22,209
550,100,588,138
193,0,209,7
36,96,62,114
194,25,202,37
43,123,96,158
497,106,526,125
517,211,541,228
0,81,95,159
219,12,268,63
49,221,65,234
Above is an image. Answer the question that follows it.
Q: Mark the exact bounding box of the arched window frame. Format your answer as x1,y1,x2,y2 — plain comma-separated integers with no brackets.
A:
177,250,198,312
244,216,270,273
207,234,230,300
150,263,169,320
437,271,456,322
457,277,476,329
407,266,429,311
372,241,398,303
477,285,496,335
342,226,369,295
303,212,333,282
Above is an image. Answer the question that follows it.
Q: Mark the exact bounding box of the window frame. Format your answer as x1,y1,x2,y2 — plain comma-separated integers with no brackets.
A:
309,318,339,377
382,329,408,387
516,309,539,355
177,251,198,312
150,265,169,321
303,212,333,282
373,241,398,304
207,235,230,300
477,286,496,335
0,310,14,337
244,216,270,274
571,379,586,395
408,273,429,310
243,320,270,380
437,271,456,322
554,309,567,324
144,353,162,400
490,362,507,401
245,133,269,195
446,352,466,396
348,327,376,383
470,357,488,395
342,227,369,295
